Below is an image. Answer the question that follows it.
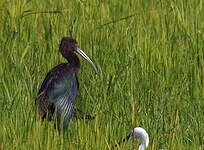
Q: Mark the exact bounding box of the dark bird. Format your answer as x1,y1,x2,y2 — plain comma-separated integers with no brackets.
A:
35,37,97,130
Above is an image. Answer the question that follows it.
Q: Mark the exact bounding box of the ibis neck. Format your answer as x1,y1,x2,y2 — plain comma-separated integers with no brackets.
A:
64,51,80,72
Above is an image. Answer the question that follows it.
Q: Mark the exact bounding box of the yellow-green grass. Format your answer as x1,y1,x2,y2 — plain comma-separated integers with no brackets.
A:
0,0,203,149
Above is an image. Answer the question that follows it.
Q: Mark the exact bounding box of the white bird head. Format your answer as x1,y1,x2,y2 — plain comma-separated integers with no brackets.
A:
115,127,149,150
132,127,149,150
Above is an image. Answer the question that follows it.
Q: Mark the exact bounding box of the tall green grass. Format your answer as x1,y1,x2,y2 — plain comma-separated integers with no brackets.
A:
0,0,203,149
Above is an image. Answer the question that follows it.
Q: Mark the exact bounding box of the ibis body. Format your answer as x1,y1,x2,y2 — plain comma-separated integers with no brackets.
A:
35,37,96,130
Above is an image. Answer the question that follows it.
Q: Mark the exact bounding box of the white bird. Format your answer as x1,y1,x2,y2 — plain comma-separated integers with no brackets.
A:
116,127,149,150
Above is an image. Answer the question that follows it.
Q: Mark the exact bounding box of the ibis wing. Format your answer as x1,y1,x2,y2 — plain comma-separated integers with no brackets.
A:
49,74,78,129
37,63,67,94
35,89,55,120
36,63,78,129
55,87,75,130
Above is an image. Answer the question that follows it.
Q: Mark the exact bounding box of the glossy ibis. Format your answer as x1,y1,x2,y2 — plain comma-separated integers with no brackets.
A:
35,37,97,130
116,127,149,150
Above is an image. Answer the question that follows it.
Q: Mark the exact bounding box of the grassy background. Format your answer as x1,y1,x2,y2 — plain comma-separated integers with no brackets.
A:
0,0,204,149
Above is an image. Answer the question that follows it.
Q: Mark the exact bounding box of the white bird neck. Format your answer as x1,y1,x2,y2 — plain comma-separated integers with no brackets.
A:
138,143,145,150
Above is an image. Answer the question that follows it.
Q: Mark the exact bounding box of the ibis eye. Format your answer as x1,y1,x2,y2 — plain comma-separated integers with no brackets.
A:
70,39,77,44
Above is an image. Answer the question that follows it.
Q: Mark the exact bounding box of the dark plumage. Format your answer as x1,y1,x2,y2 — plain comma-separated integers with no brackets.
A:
35,37,97,130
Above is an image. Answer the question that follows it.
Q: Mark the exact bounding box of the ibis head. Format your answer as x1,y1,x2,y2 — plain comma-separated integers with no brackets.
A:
59,37,97,73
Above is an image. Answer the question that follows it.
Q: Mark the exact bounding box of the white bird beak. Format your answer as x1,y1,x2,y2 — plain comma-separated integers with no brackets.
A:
76,47,98,73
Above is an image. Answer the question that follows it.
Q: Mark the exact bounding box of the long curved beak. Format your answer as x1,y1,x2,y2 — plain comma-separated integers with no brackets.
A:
76,48,98,73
